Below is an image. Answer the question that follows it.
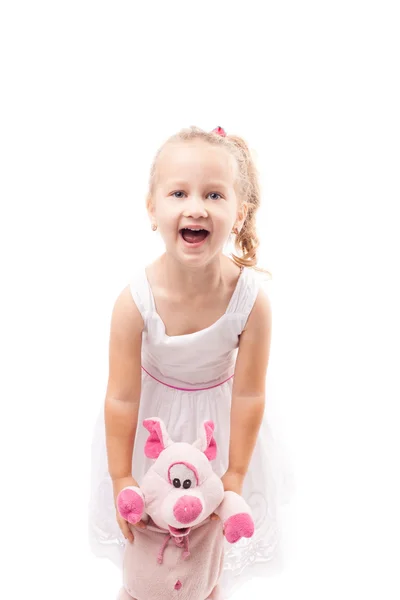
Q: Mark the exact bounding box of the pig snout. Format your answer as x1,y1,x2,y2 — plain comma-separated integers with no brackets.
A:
173,496,202,524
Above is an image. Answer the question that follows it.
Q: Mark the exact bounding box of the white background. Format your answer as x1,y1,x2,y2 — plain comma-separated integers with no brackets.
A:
1,1,399,599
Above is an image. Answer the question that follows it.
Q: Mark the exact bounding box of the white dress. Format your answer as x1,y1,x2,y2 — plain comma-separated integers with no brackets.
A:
88,265,294,599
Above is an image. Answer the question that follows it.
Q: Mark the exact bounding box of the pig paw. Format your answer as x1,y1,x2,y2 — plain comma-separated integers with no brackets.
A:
224,512,254,543
117,487,145,524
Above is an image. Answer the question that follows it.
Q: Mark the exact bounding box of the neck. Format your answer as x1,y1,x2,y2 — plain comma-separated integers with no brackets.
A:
156,253,228,299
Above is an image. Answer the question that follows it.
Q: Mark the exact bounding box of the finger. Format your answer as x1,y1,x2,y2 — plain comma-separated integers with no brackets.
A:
121,520,134,543
125,526,134,543
135,519,147,529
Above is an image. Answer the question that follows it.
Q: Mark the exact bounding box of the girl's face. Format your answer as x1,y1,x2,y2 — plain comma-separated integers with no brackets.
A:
149,140,247,267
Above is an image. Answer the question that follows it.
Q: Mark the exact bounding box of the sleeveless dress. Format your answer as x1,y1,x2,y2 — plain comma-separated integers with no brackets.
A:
88,265,293,599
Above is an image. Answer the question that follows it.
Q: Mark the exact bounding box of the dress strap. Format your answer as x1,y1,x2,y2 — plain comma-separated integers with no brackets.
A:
226,267,260,315
128,268,155,330
226,267,262,332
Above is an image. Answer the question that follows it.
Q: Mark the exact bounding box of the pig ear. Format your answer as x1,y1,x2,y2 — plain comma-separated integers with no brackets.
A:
143,418,174,459
192,420,217,461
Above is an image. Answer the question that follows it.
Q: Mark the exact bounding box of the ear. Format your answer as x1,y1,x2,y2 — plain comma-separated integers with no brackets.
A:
192,420,217,461
235,201,248,232
143,418,174,459
146,198,157,231
146,192,155,220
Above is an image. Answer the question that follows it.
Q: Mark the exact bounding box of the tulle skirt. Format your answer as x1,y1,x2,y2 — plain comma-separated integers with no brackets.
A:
88,372,295,598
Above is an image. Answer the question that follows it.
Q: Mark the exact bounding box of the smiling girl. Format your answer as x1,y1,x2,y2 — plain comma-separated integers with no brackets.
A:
89,125,291,598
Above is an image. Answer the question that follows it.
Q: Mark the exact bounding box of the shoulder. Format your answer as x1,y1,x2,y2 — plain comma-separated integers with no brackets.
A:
107,286,144,402
110,284,144,337
237,266,272,328
241,283,272,336
234,279,272,395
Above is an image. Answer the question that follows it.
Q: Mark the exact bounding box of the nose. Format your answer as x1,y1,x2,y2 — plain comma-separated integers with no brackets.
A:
182,195,208,219
173,496,202,524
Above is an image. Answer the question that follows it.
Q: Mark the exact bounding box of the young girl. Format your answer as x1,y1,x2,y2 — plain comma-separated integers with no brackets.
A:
89,125,292,598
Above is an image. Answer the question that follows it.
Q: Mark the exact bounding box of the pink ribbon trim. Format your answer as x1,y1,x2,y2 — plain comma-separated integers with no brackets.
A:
141,366,234,391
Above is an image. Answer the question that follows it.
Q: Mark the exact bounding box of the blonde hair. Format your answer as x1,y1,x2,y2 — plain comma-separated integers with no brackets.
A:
147,125,271,278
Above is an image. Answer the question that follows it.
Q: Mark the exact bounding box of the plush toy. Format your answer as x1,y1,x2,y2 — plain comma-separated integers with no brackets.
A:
116,417,255,600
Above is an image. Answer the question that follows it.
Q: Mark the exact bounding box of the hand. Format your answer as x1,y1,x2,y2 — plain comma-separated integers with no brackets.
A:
112,475,147,543
220,470,245,495
210,470,245,530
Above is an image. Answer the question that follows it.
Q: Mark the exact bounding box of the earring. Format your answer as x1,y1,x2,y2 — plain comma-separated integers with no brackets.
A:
152,224,158,231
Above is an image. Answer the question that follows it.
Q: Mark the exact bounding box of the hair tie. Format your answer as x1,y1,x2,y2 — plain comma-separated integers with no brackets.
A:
211,126,226,137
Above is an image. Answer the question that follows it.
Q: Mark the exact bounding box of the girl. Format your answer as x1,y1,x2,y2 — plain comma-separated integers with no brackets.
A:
89,125,292,598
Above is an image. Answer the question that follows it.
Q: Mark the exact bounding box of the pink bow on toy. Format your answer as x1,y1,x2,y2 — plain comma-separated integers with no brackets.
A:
212,126,226,137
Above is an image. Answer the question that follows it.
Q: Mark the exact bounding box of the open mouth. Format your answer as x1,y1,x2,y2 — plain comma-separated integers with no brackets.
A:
179,227,210,246
168,525,191,537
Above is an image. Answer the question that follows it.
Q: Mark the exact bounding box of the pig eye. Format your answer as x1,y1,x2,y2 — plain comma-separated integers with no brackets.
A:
169,464,196,489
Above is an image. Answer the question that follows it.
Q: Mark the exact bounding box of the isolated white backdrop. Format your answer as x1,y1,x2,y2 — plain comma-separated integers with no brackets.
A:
1,1,399,599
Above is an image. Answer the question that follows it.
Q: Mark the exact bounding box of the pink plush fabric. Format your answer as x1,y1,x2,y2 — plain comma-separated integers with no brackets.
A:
116,418,255,600
117,488,145,525
143,420,167,458
173,495,202,523
121,517,224,600
203,421,217,460
167,461,200,485
223,512,255,543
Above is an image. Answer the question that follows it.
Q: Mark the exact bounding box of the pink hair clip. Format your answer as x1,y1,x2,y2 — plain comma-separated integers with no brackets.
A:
211,126,226,137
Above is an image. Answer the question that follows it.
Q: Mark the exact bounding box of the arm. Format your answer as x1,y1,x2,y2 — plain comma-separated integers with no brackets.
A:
222,288,272,493
104,284,144,491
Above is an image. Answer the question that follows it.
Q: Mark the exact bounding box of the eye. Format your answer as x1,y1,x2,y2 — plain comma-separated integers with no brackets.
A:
207,192,222,200
169,464,197,490
172,191,186,198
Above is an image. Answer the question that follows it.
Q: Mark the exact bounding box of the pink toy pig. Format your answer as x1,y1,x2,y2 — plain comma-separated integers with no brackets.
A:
116,417,255,600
